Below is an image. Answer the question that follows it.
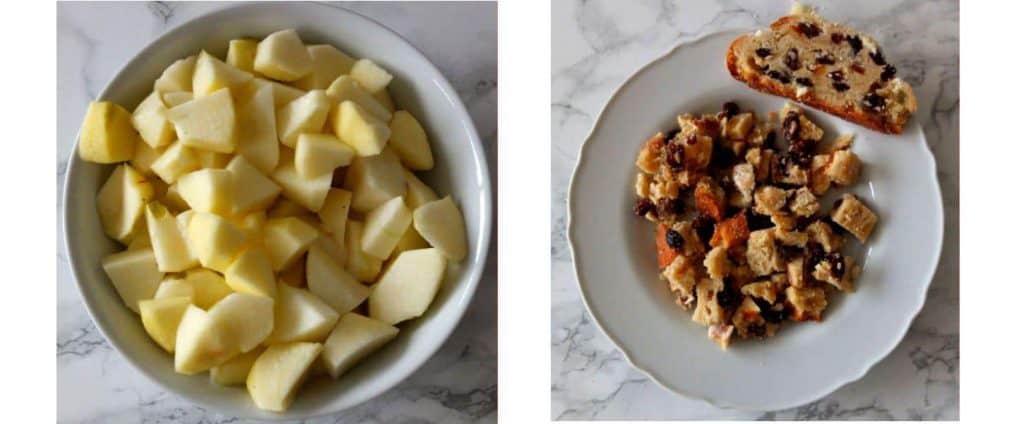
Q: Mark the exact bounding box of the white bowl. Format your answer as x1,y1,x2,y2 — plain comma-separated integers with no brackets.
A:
568,31,943,410
61,3,491,420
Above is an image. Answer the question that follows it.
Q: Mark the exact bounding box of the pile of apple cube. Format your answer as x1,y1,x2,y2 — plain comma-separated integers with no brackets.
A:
77,29,468,412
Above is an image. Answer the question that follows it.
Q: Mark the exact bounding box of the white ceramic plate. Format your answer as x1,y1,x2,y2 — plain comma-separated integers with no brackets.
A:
62,3,491,420
567,30,942,411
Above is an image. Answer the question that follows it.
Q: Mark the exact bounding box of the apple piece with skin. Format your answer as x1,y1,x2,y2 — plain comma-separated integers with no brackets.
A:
361,196,412,259
321,313,398,378
295,133,354,178
343,149,406,213
294,44,355,90
176,169,234,216
369,248,446,325
130,139,164,176
184,268,233,309
97,164,154,243
224,246,277,298
403,170,439,209
306,244,368,314
226,39,258,73
175,305,238,375
413,196,468,262
150,141,200,184
373,88,396,112
132,91,176,148
388,111,434,170
343,220,382,282
192,50,253,98
154,55,196,93
271,150,332,212
254,29,313,82
140,296,191,352
101,248,164,313
246,342,323,412
161,91,193,108
146,202,199,272
325,75,392,122
154,277,195,301
263,217,319,271
317,189,352,239
78,101,138,164
211,347,263,386
166,87,237,154
330,100,391,157
226,155,281,215
235,83,279,174
267,283,340,343
350,59,393,93
276,89,331,148
186,212,248,273
207,292,274,352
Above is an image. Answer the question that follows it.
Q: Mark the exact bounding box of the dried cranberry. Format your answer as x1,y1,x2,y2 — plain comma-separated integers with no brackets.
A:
633,198,654,216
832,81,850,92
710,143,736,170
665,142,686,170
745,209,773,231
683,134,698,146
869,48,886,65
780,245,804,261
815,53,835,65
795,77,813,87
716,284,740,308
828,70,844,81
869,81,882,91
665,229,684,250
826,252,846,278
692,214,716,245
782,111,801,142
806,242,826,266
846,35,863,54
863,92,886,113
795,22,821,38
753,298,784,323
784,48,800,70
755,47,772,58
830,33,844,44
746,323,767,338
694,117,720,135
767,69,791,84
722,101,740,118
880,64,897,81
851,63,865,74
764,131,778,149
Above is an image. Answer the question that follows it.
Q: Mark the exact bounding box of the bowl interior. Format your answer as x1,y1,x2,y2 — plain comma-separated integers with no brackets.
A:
63,3,490,420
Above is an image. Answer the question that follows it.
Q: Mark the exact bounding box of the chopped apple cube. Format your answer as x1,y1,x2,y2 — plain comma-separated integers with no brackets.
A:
276,89,331,148
369,248,446,324
186,212,248,273
361,196,412,259
132,91,176,148
343,149,406,213
154,277,195,301
389,111,434,170
313,232,347,266
279,256,307,287
97,164,154,243
373,88,396,112
139,296,192,352
151,141,200,184
413,196,468,262
78,101,138,163
343,220,382,282
211,347,263,386
194,150,232,169
330,100,391,157
350,59,393,93
226,156,281,215
224,246,277,298
306,244,369,314
176,169,234,216
254,77,305,108
317,189,352,238
207,292,274,352
391,226,429,259
246,342,322,412
162,182,190,212
263,217,319,271
254,29,313,82
295,133,354,178
130,139,164,176
166,87,236,154
145,202,199,272
321,313,398,378
294,44,356,90
175,305,237,375
192,50,253,98
271,152,332,212
325,75,392,122
403,170,439,209
235,83,279,174
184,268,233,309
230,210,266,240
226,38,258,73
153,55,196,93
161,91,193,108
268,283,340,343
101,248,163,313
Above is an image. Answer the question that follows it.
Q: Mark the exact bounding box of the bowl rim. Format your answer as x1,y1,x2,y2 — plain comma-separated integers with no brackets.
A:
565,29,944,411
61,2,492,420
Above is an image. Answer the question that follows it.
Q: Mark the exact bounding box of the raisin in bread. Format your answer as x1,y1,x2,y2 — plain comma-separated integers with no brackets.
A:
725,6,916,134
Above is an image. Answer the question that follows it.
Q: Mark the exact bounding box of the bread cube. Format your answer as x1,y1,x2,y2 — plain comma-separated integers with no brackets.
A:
753,186,787,216
805,220,844,253
724,112,754,139
731,296,776,338
694,177,726,221
786,257,807,288
692,278,726,326
746,229,783,276
809,154,832,195
826,149,862,186
707,324,735,350
830,194,878,242
702,247,732,280
785,286,827,321
788,187,819,217
740,280,778,303
663,255,698,307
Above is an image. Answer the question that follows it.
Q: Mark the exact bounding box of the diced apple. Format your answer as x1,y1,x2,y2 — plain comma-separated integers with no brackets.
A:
268,197,312,219
361,196,412,259
184,268,234,309
166,87,236,153
101,248,163,313
246,342,322,412
176,169,233,216
154,56,196,93
125,225,152,250
254,77,305,108
175,305,237,375
343,220,382,282
276,89,331,148
350,59,393,93
330,101,391,157
161,91,193,108
154,277,195,301
145,202,199,272
306,244,368,314
267,283,340,343
132,91,176,148
162,182,190,212
226,38,258,73
271,151,332,212
211,347,263,386
321,313,398,378
263,217,319,271
373,88,396,112
313,232,347,266
139,296,191,352
254,29,313,82
413,196,468,262
230,210,266,240
194,150,232,169
151,141,200,184
391,225,429,259
97,164,154,243
192,50,253,97
325,75,392,122
295,133,354,178
78,101,138,163
235,83,279,174
186,212,248,273
279,257,307,287
294,44,355,90
130,139,164,176
207,292,274,352
224,246,277,298
226,156,281,215
343,149,406,213
389,111,434,170
317,189,352,239
403,170,438,209
369,248,446,324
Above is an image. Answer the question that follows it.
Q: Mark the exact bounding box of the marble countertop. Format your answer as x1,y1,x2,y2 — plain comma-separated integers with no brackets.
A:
57,2,496,423
551,0,958,420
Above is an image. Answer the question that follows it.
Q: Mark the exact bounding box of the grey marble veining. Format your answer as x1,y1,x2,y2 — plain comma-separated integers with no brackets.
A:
551,0,958,420
57,2,496,423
